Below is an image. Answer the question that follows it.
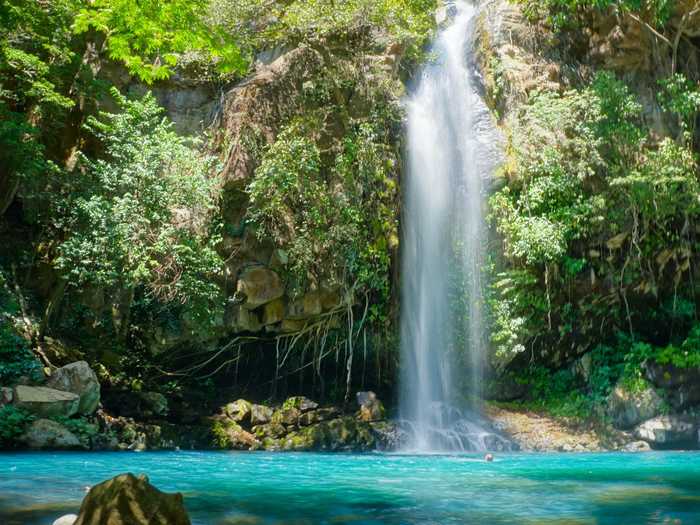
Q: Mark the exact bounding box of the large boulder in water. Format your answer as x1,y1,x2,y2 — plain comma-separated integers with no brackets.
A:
74,473,191,525
14,385,79,418
635,415,697,447
22,418,81,449
606,380,663,429
46,361,100,415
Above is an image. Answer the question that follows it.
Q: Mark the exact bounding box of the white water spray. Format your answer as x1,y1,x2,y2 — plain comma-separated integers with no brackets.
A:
399,1,508,452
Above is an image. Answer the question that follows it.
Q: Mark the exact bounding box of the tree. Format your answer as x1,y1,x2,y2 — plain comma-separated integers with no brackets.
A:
54,88,224,335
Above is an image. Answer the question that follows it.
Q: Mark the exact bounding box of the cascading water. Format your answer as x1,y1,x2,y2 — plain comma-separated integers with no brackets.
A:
399,1,510,453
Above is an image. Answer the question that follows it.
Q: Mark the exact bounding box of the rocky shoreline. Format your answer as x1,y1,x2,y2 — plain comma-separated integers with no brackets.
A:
4,359,700,453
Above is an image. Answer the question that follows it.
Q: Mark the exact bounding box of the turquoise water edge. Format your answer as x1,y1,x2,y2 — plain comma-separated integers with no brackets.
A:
2,451,700,524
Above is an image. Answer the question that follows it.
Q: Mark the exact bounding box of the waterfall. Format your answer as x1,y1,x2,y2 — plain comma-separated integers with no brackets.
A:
399,1,509,453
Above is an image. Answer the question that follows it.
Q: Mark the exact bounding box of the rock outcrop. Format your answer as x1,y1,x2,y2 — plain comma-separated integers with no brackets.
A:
74,473,191,525
13,385,79,418
645,363,700,410
46,361,101,415
635,416,697,447
356,391,385,422
21,419,82,449
606,381,663,430
213,393,394,452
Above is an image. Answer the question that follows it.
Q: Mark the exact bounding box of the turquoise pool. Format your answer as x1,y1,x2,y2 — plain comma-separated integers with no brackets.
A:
1,451,700,524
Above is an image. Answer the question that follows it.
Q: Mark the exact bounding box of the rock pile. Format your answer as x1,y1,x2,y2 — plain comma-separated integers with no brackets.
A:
211,392,396,451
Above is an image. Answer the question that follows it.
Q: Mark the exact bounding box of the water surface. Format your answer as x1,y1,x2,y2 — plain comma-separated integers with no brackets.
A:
2,451,700,524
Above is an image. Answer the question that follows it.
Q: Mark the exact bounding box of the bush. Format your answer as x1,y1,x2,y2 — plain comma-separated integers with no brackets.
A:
54,88,224,328
0,405,34,448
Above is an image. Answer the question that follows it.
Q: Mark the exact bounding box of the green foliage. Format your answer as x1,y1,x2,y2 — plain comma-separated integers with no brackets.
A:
247,119,398,303
0,405,34,448
515,366,592,419
52,416,98,447
74,0,246,83
54,88,224,326
514,0,673,31
211,0,436,62
490,70,700,369
0,271,41,384
659,74,700,140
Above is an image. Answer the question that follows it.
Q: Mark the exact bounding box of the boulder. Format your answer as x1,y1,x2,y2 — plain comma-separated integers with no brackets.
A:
622,441,652,452
224,399,252,423
53,515,78,525
250,404,273,426
235,267,284,309
21,419,81,449
252,422,287,439
138,392,169,417
46,361,100,415
213,419,260,450
635,415,697,447
645,362,700,409
356,391,385,422
606,380,663,429
282,396,318,412
74,473,191,525
271,407,301,427
14,385,79,418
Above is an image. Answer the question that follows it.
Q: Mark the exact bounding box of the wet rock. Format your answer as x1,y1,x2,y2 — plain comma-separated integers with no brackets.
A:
74,473,191,525
22,419,82,449
250,404,273,426
224,399,252,423
14,385,79,418
235,266,284,309
282,396,319,412
356,391,385,422
606,380,663,429
53,515,78,525
370,421,406,451
635,415,697,447
46,361,100,415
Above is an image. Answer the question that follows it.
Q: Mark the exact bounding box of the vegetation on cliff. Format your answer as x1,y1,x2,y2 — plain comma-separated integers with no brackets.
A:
486,0,700,422
0,0,435,415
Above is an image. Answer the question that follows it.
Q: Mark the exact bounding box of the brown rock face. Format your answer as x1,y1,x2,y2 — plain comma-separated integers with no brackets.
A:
235,266,284,308
75,473,191,525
